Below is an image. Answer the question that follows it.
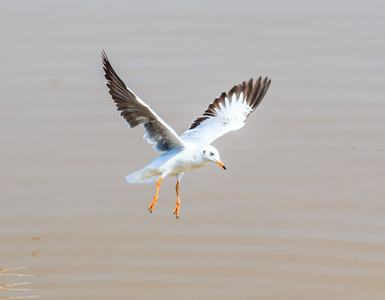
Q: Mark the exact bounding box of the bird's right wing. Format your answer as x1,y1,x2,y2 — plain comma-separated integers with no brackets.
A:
102,51,185,152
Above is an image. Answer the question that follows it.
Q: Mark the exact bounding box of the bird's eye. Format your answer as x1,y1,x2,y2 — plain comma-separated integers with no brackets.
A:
203,150,206,154
210,152,214,156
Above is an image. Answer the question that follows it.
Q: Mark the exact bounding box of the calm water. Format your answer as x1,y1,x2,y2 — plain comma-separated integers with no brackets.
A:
1,1,385,299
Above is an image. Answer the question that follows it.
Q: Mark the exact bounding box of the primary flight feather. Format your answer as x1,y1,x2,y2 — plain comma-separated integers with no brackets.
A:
102,50,271,218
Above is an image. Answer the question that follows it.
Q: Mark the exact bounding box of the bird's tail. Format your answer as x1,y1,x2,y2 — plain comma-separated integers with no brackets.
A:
125,167,161,184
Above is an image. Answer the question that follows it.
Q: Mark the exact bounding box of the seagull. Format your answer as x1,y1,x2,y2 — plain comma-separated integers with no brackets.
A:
102,51,271,218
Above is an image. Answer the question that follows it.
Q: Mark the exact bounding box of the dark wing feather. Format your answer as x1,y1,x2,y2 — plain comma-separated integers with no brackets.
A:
102,51,184,152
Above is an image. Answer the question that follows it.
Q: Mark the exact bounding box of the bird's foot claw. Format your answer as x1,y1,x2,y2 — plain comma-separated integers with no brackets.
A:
148,197,157,214
173,203,180,219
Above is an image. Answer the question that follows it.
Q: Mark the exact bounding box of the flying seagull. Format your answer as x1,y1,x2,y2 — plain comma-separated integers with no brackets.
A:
102,51,271,218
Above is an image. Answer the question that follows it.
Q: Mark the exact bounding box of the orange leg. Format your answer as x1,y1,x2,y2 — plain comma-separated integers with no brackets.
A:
173,181,181,219
148,178,162,213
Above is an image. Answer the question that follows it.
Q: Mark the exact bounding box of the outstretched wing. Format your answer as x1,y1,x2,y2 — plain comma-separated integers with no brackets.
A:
102,51,185,152
181,77,271,145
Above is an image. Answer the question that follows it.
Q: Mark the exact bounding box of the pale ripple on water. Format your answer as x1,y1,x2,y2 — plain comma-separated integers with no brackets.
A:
0,267,38,299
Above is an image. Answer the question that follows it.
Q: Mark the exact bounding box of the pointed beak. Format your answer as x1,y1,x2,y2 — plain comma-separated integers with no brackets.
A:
216,160,226,170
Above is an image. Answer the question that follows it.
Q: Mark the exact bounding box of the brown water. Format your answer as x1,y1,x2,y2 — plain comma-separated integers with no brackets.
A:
1,1,385,299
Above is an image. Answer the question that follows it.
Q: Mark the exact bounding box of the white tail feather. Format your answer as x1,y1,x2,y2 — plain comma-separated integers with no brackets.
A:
125,168,161,184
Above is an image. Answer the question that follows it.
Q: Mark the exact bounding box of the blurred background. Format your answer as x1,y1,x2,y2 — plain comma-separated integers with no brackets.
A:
1,1,384,299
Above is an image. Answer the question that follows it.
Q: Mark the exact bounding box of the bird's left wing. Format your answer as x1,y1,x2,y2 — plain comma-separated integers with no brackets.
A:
102,51,185,152
181,77,271,145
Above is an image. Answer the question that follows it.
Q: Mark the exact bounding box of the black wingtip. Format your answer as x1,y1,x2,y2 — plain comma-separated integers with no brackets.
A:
101,50,109,74
101,49,106,60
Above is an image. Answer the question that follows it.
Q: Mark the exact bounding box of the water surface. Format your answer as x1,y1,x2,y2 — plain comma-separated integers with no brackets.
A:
1,1,384,299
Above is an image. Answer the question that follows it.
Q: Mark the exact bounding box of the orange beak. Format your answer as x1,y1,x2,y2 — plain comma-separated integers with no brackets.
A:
216,160,226,170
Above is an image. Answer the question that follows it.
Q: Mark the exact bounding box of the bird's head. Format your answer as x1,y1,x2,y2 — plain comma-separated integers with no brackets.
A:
201,145,226,170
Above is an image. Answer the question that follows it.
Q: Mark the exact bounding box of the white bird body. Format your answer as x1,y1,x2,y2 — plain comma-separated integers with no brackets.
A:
102,51,271,218
126,143,213,183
